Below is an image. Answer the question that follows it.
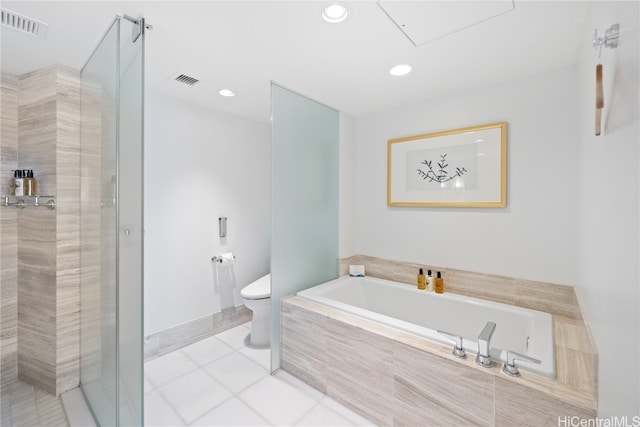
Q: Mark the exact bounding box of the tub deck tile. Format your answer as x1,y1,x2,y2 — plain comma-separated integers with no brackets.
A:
394,389,488,427
494,377,596,427
393,341,494,426
281,303,328,393
326,318,395,427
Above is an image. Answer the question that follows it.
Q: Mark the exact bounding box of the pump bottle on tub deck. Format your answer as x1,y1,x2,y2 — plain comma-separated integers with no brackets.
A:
434,271,444,294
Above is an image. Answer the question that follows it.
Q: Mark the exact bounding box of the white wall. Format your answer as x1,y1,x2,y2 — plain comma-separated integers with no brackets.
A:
353,2,640,416
577,2,639,417
339,112,357,258
144,91,271,335
355,67,580,285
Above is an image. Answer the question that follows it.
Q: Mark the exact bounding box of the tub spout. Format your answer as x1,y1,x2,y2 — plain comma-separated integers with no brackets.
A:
475,321,496,368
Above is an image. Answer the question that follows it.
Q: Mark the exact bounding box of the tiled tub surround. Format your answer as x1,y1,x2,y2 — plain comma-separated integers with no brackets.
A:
283,297,596,426
281,255,597,426
297,275,556,378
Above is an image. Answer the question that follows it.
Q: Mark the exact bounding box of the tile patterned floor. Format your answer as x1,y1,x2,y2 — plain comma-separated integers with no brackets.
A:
144,322,376,427
0,380,69,427
1,322,375,427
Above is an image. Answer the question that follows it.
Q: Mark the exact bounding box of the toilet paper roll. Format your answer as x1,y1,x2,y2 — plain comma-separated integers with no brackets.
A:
214,252,235,265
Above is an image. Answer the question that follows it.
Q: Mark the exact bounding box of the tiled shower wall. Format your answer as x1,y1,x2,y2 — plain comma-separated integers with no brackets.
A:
0,66,81,395
1,73,19,386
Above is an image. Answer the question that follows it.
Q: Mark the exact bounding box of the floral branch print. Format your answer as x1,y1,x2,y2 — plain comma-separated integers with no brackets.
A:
416,154,468,183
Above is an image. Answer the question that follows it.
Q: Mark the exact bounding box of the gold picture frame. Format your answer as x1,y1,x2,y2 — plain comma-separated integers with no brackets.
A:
387,122,507,207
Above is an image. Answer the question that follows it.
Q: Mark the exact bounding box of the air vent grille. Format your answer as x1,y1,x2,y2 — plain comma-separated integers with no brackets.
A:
1,8,48,40
174,74,200,86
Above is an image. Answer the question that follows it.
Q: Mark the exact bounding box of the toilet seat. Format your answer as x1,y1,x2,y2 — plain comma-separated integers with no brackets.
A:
241,274,270,300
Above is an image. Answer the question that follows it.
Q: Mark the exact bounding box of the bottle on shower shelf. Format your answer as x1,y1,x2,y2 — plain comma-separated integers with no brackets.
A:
9,170,17,196
426,269,434,292
14,170,25,196
26,170,37,196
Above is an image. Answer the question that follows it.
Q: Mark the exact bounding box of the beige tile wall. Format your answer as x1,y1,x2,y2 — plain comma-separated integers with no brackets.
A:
54,67,81,394
17,66,59,394
1,72,19,387
1,66,81,396
340,255,581,319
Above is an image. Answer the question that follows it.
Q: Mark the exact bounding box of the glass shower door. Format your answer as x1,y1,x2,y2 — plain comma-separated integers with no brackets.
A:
80,15,145,426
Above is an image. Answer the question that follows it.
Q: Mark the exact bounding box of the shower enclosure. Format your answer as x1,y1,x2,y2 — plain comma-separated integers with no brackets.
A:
75,12,337,424
79,15,145,426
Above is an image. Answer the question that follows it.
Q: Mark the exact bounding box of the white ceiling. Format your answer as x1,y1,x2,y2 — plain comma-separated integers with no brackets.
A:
1,1,591,123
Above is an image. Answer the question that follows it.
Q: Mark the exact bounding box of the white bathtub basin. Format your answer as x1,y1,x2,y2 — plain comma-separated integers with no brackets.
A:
297,275,555,378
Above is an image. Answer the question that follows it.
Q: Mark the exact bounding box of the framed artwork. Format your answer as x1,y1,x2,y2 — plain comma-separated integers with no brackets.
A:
387,122,507,207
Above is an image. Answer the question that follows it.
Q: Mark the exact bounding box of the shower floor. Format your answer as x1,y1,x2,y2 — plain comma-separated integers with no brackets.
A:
1,380,68,426
145,322,375,426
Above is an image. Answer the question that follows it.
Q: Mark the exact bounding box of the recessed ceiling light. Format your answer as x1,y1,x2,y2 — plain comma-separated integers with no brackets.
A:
322,3,349,23
389,64,412,76
219,89,236,97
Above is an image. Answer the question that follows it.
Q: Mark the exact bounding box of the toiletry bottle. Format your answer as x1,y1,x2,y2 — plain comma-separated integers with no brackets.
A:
435,272,444,294
14,170,24,196
426,269,433,291
417,268,426,290
25,170,31,196
27,170,37,196
10,170,17,196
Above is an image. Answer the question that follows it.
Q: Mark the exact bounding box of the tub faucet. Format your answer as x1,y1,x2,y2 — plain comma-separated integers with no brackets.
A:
475,321,496,368
437,330,467,359
502,350,541,377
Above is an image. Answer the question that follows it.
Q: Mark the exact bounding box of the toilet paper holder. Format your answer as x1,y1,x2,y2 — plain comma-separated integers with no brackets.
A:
211,253,235,263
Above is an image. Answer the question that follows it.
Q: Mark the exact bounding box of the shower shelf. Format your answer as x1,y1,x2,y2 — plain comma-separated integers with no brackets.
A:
2,195,56,210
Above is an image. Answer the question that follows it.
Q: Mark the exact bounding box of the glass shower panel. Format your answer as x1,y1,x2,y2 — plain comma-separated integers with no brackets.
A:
117,17,144,426
80,15,144,426
270,84,340,372
80,18,119,426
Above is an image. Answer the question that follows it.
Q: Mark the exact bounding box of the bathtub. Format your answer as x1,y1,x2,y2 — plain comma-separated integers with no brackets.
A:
297,275,555,378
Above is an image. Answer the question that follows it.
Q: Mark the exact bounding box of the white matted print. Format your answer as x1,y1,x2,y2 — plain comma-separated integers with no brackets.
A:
387,122,506,207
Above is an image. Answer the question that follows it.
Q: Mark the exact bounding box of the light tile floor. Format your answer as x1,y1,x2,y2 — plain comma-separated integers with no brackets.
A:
145,322,376,427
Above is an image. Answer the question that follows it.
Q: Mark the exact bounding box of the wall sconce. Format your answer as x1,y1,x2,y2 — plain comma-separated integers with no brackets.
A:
592,24,619,136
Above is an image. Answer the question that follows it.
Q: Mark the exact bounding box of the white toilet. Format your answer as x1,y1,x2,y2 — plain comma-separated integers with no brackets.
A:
240,273,271,347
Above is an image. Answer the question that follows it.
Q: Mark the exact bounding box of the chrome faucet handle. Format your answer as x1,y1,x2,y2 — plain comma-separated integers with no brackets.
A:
437,330,467,359
502,350,541,377
475,321,496,368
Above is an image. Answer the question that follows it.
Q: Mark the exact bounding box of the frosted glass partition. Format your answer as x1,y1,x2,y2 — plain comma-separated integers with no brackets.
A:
80,16,145,426
270,84,339,372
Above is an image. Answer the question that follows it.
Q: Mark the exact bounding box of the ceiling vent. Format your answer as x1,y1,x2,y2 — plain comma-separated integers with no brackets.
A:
1,8,49,40
173,74,200,86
